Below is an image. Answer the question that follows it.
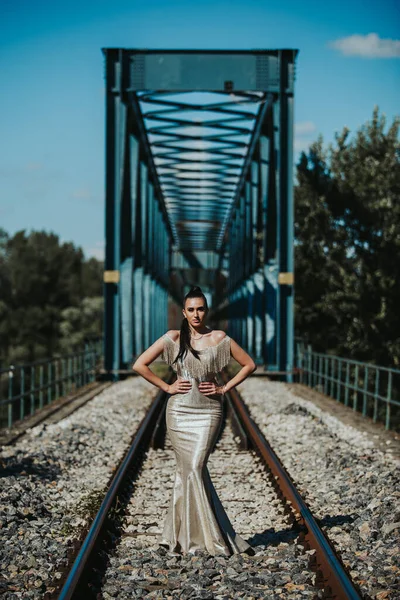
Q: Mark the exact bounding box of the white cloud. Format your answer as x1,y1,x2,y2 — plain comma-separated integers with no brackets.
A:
295,121,316,136
329,33,400,58
85,241,104,260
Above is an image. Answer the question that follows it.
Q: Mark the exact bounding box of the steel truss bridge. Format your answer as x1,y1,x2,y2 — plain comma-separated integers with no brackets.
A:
103,49,298,380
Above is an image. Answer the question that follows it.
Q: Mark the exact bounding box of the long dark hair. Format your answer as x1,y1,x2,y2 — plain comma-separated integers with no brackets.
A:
173,286,209,364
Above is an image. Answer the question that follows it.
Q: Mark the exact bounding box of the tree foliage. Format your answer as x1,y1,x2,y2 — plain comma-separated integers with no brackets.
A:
59,297,103,352
295,107,400,366
0,230,103,365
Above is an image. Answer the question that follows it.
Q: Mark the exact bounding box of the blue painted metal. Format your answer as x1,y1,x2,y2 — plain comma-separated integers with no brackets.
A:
103,49,298,378
246,278,254,355
104,50,125,377
120,258,133,363
130,51,283,93
139,90,261,251
265,263,278,369
222,53,296,378
278,53,295,381
253,271,264,362
103,50,173,375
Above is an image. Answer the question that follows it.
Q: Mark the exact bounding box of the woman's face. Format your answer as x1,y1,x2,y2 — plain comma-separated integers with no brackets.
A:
183,297,208,329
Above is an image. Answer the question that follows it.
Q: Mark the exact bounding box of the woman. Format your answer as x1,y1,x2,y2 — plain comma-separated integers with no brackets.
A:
133,286,256,556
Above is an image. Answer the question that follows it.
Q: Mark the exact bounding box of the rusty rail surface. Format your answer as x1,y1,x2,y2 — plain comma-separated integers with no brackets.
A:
224,377,362,600
57,381,171,600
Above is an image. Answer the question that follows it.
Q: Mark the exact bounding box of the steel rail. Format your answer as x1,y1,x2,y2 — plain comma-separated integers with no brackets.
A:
224,377,362,600
57,380,171,600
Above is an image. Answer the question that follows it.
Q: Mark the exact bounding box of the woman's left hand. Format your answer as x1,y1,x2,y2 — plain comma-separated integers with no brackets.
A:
198,382,225,396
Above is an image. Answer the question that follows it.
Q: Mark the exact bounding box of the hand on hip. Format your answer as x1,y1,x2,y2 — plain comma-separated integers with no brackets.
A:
198,382,224,396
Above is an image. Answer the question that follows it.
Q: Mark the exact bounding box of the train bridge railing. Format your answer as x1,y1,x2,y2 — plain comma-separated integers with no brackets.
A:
1,339,399,432
296,342,400,431
0,340,102,429
0,339,400,430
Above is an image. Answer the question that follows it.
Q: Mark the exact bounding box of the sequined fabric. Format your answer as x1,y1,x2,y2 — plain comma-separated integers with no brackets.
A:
158,334,251,556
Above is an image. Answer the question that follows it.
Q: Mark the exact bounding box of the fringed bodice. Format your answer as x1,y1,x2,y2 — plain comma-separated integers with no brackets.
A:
162,333,231,381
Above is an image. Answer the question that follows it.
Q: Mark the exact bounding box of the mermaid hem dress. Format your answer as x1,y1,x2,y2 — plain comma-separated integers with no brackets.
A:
158,333,251,557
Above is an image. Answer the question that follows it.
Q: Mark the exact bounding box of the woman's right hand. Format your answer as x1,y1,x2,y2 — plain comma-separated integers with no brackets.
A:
167,378,192,395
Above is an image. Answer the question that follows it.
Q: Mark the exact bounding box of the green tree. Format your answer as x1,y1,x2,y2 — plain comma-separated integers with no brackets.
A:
294,139,357,354
5,231,82,360
82,257,103,297
0,228,11,364
59,296,103,352
295,107,400,366
1,230,103,363
329,108,400,365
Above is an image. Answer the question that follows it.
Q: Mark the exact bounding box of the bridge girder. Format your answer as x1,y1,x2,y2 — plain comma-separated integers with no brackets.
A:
103,49,298,379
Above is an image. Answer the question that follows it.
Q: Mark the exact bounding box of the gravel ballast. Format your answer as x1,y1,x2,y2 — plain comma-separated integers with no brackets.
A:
2,376,399,599
0,378,156,599
100,423,319,599
238,378,400,600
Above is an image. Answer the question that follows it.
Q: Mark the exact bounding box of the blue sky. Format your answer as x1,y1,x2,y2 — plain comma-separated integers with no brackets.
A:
0,0,399,259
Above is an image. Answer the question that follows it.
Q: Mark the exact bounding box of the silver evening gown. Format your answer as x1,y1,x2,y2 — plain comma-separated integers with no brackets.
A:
158,333,251,556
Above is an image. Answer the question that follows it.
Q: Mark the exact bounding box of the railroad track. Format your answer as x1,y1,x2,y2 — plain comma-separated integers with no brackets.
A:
55,377,363,600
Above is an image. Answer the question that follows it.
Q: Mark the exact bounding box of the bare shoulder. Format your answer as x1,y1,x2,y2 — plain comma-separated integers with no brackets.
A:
165,329,180,342
211,329,228,343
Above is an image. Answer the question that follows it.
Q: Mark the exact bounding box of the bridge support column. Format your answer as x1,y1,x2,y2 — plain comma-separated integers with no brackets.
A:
104,48,296,379
246,278,255,356
253,271,264,364
133,267,144,356
103,50,176,377
241,283,247,348
265,262,278,368
143,273,151,349
273,55,295,380
149,278,155,343
104,50,128,378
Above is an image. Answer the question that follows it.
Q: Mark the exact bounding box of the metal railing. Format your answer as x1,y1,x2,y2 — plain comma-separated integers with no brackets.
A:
295,343,400,431
0,340,103,429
